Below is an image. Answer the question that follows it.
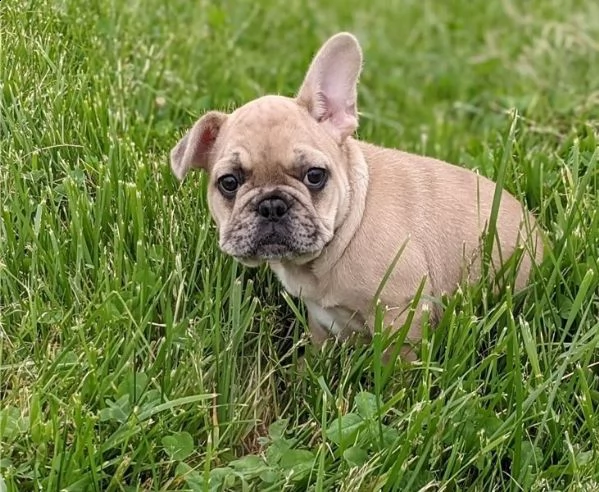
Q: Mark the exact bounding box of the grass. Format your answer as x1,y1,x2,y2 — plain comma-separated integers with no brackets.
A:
1,0,598,489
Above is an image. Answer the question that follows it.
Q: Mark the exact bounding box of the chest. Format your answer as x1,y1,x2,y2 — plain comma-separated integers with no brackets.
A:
304,300,368,338
269,261,324,300
269,262,368,338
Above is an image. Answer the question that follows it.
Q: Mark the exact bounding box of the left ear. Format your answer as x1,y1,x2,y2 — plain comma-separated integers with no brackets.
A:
296,32,363,143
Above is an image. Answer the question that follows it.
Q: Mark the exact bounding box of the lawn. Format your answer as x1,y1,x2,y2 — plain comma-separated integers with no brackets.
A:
1,0,599,490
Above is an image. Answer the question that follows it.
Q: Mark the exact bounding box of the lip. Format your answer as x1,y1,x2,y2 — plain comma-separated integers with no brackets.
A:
254,243,293,258
232,247,293,267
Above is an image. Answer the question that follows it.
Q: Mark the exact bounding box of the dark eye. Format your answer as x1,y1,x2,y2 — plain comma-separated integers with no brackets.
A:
303,167,327,190
217,174,239,196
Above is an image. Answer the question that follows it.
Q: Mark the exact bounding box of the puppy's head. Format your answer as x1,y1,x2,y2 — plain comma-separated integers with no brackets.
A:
170,33,363,266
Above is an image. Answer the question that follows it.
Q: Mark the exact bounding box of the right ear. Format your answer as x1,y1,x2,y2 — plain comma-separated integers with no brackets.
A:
170,111,227,180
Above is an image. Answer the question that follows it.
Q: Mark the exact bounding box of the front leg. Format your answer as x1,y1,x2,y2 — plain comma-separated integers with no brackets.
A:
307,310,333,348
305,300,370,349
368,305,431,363
304,300,338,348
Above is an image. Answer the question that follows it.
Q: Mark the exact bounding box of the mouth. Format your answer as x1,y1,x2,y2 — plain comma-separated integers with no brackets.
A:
253,231,322,260
228,235,325,265
254,242,295,259
234,249,322,267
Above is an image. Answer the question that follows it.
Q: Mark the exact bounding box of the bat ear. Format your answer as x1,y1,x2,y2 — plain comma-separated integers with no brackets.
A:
296,32,363,143
170,111,228,180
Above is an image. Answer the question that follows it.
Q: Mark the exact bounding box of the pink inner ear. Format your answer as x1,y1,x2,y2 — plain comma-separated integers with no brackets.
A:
200,125,217,145
315,90,357,142
322,114,357,143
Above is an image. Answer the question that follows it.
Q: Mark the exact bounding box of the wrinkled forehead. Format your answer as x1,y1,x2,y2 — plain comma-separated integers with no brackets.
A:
213,95,331,175
227,96,312,140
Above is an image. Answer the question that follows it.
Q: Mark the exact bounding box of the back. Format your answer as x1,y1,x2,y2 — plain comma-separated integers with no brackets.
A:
355,141,542,297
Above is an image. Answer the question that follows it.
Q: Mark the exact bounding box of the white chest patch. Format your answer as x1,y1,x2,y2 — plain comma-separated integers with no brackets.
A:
268,263,366,338
269,263,312,298
304,300,367,338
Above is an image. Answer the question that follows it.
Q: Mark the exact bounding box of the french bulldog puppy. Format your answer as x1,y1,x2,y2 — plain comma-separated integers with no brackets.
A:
170,32,543,359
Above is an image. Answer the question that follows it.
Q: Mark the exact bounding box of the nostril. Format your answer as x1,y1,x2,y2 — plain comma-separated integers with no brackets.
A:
258,201,271,219
272,199,288,218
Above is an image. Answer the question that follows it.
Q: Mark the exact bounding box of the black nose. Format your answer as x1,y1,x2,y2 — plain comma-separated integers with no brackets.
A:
257,197,289,221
